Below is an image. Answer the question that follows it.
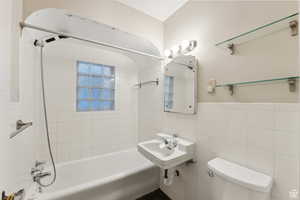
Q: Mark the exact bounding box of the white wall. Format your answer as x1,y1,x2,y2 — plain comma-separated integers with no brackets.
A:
164,1,298,103
36,40,139,163
0,0,40,193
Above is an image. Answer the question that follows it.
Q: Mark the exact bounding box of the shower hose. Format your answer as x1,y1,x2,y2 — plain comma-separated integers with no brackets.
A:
38,45,57,187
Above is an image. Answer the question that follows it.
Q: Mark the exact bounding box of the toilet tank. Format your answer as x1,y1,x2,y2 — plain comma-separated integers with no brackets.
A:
208,158,273,193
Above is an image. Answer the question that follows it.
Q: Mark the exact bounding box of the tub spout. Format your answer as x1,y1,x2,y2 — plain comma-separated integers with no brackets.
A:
33,172,52,185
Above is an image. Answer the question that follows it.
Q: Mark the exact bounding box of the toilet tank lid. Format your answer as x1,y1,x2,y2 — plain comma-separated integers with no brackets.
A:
208,158,273,193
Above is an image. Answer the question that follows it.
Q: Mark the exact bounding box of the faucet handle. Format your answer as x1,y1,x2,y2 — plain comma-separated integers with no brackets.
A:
31,167,41,175
35,161,46,167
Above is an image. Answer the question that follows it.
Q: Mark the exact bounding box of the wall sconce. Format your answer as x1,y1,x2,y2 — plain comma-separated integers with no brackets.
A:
164,40,197,58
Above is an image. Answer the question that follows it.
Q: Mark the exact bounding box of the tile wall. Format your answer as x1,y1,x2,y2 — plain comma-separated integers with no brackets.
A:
160,103,300,200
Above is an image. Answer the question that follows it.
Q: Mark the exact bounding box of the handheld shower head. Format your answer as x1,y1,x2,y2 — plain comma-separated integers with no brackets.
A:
58,35,69,39
34,40,44,47
34,34,69,47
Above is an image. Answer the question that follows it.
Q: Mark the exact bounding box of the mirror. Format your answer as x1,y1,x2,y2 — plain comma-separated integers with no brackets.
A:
164,56,198,114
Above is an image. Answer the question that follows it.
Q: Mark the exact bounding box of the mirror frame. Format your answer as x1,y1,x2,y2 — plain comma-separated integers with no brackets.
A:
163,55,198,115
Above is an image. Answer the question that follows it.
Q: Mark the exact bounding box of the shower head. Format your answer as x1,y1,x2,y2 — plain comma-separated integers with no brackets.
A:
34,34,69,47
45,37,56,43
58,35,69,39
34,39,45,47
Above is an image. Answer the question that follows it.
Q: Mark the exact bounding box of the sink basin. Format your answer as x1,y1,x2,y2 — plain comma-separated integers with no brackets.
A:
138,133,195,169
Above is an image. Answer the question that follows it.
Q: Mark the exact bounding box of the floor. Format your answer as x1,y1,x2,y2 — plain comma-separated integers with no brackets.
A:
136,189,172,200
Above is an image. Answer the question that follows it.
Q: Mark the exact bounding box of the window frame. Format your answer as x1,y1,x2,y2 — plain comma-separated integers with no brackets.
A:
76,61,115,112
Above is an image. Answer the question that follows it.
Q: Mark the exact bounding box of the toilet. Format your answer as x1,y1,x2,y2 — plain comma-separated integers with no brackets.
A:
208,158,273,200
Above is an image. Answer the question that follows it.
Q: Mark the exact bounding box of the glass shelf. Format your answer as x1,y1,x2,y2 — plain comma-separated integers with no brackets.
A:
215,13,299,47
216,76,299,87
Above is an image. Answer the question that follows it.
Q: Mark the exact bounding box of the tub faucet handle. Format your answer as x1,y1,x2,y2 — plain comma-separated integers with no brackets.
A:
31,167,41,175
35,160,46,167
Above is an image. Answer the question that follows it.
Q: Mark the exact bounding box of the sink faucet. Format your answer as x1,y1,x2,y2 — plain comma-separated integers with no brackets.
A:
161,134,178,150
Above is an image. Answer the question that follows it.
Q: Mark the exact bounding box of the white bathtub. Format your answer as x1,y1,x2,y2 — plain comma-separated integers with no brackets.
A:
26,149,159,200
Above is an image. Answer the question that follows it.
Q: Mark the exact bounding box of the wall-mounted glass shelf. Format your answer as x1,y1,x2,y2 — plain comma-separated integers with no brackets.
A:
215,12,299,48
216,76,299,87
215,76,299,95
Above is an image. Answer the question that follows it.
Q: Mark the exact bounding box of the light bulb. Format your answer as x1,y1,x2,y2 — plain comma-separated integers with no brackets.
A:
164,49,173,58
171,45,180,54
189,40,197,51
181,40,190,51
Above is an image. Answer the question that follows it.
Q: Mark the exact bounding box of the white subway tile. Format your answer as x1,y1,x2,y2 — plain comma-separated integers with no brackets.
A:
275,103,300,112
246,146,275,176
274,131,299,157
273,155,299,199
275,111,299,132
246,129,274,152
246,110,275,130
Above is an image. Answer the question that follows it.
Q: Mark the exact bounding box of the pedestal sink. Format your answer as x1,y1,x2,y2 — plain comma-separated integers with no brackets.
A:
138,133,195,169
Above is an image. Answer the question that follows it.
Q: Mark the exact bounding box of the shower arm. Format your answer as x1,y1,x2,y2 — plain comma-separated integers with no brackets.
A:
19,22,164,60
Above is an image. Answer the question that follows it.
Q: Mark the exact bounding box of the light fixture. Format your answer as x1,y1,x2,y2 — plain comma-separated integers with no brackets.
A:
182,40,197,52
164,49,173,58
181,40,190,51
171,45,181,54
164,40,197,59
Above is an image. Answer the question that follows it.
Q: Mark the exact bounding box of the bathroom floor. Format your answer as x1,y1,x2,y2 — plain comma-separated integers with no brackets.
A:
136,189,172,200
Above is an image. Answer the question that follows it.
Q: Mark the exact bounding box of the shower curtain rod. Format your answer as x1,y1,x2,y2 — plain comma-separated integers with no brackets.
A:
20,22,164,60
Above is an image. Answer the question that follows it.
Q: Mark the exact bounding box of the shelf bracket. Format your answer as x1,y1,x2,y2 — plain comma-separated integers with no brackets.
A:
289,20,298,36
227,85,234,96
288,78,297,92
227,43,235,55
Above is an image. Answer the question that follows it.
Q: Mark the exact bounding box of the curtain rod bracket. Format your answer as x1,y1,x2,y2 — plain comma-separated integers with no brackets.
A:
227,85,234,96
289,20,298,36
288,78,297,92
227,43,235,55
135,78,159,88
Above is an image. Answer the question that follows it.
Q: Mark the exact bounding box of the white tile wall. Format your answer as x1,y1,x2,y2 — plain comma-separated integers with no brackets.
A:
160,103,300,200
36,41,139,163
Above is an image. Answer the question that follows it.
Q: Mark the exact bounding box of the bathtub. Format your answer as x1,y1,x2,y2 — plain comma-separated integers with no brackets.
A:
26,149,160,200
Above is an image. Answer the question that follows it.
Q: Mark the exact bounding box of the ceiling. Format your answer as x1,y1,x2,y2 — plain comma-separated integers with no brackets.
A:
115,0,189,21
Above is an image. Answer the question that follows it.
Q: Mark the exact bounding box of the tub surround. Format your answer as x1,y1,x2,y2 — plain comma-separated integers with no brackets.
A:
34,40,139,163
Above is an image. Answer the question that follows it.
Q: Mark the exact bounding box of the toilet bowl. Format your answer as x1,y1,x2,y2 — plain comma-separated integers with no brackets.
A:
208,158,273,200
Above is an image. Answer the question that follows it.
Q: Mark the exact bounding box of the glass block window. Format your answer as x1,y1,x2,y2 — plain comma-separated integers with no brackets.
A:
77,61,115,111
164,75,174,109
